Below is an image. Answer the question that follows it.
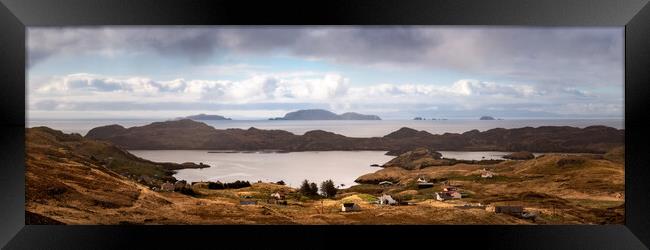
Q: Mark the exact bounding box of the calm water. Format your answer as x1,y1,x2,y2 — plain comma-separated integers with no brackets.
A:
129,150,395,188
128,150,547,188
28,118,624,137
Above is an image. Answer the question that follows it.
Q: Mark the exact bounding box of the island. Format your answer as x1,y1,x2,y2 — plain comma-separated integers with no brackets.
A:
181,113,232,121
269,109,381,120
480,116,496,120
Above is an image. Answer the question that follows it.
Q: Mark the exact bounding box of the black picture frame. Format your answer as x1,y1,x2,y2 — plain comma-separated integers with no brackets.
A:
1,0,649,249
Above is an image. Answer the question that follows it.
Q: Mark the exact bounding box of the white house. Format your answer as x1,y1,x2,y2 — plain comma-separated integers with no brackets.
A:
436,191,462,201
378,194,397,205
436,192,452,201
341,203,361,212
481,168,495,178
270,192,285,200
417,177,428,183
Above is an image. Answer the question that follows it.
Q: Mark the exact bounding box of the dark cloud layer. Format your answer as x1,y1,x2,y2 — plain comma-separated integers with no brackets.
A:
28,27,623,87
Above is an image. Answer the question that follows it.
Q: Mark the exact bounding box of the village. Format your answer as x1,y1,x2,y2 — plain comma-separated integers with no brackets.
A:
150,167,540,223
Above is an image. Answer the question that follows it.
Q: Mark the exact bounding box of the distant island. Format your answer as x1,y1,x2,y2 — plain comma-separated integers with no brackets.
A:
269,109,381,120
181,113,232,121
479,116,496,120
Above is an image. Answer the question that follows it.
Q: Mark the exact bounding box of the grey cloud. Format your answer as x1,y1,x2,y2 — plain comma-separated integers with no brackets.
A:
29,27,623,88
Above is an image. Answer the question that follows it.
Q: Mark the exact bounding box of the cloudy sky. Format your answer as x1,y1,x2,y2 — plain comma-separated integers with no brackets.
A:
27,26,623,120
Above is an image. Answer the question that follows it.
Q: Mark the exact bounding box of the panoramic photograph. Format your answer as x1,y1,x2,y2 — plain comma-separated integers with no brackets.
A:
25,26,624,225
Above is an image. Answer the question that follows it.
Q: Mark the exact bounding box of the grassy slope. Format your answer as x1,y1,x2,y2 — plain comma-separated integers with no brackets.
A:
26,127,624,225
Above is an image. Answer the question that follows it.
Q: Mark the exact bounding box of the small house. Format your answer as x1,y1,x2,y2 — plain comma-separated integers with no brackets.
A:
436,192,453,201
436,191,462,201
378,194,397,205
481,168,495,178
378,181,394,187
160,182,174,192
417,177,428,183
270,192,285,200
341,203,361,212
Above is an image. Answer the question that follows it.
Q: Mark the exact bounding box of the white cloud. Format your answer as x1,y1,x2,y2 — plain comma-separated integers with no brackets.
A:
28,72,620,119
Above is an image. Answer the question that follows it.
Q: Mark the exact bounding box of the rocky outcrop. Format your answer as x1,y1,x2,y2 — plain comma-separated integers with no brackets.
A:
383,148,446,170
355,167,410,184
503,151,535,160
270,109,381,120
85,120,624,154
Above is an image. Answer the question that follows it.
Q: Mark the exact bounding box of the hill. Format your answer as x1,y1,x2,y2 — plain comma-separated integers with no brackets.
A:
85,120,624,154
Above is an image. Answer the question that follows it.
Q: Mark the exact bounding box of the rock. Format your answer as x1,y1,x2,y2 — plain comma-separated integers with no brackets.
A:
503,151,535,160
355,167,409,184
382,148,446,170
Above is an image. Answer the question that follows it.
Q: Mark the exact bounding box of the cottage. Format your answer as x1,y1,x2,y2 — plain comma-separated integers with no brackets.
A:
341,203,361,212
436,192,453,201
481,168,495,178
270,192,285,200
160,182,174,192
378,181,394,187
378,194,397,205
435,191,462,201
494,205,524,215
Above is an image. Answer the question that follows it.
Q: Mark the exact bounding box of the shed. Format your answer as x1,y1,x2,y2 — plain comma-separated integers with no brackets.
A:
417,183,434,189
341,203,361,212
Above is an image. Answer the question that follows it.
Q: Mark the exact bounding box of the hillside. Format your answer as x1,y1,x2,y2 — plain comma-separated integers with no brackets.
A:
270,109,381,120
85,120,624,154
353,148,624,224
27,127,624,225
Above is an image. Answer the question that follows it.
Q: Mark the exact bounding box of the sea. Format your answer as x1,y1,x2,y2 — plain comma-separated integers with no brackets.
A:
28,118,624,188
